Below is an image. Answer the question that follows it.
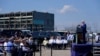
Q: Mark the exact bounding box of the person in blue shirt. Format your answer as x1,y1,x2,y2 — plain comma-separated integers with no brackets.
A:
6,38,14,56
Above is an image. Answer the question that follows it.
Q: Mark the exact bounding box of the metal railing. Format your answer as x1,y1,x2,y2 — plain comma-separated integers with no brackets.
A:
0,43,71,56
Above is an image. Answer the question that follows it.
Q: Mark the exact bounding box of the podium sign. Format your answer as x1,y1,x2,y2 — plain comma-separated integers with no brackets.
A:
71,43,92,56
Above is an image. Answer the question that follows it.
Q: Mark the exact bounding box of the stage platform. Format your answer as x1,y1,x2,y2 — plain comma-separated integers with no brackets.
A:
71,43,93,56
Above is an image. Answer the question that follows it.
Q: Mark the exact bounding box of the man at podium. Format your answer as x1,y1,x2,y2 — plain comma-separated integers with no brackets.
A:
81,21,87,43
76,20,87,44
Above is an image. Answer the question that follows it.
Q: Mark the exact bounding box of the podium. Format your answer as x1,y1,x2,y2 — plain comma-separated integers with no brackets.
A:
76,32,84,44
71,43,92,56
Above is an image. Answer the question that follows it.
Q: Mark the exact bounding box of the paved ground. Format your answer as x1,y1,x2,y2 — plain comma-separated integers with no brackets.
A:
34,47,71,56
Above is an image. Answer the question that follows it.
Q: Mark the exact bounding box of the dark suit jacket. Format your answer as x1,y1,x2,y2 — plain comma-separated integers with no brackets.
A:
81,24,87,33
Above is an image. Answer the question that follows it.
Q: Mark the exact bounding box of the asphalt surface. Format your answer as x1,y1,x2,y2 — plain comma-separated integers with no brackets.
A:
34,47,71,56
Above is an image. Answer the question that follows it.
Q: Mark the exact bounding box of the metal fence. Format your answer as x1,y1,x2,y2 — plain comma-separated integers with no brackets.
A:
0,44,71,56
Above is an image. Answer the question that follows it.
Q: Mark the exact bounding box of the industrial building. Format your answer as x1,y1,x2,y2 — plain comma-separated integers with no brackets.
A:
0,11,54,31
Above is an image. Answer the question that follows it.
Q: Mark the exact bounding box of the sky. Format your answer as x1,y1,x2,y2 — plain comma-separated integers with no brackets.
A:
0,0,100,32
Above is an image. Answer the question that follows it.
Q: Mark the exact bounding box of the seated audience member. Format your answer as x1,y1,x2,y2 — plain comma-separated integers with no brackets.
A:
42,37,48,49
48,36,55,44
27,37,34,47
3,38,8,56
6,38,14,56
20,39,32,56
48,36,56,48
56,36,62,49
61,38,68,49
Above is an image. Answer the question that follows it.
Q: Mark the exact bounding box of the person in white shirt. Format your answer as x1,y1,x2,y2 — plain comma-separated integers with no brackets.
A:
56,36,62,44
20,39,30,51
55,36,62,49
3,38,8,56
3,38,8,51
48,36,55,44
48,36,56,48
61,38,68,49
95,33,100,43
20,39,33,56
28,37,33,45
67,33,74,46
67,34,74,41
20,40,24,48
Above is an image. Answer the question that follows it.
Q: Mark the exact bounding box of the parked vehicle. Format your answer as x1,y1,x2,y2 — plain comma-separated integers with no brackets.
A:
32,31,61,44
0,29,32,37
0,30,22,37
21,30,32,37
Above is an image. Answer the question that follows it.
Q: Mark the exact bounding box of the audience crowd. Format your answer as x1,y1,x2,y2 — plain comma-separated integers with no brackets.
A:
0,33,36,56
0,31,75,56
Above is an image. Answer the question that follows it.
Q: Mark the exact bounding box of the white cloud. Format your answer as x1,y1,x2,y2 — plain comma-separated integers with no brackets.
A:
59,5,77,14
40,5,77,14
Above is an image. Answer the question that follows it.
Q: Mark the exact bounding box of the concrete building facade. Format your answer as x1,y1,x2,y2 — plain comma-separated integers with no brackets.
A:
0,11,54,31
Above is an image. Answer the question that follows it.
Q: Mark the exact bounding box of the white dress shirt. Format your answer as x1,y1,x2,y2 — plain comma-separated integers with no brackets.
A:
3,42,8,50
61,39,68,44
49,39,56,44
67,34,74,41
56,39,62,44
